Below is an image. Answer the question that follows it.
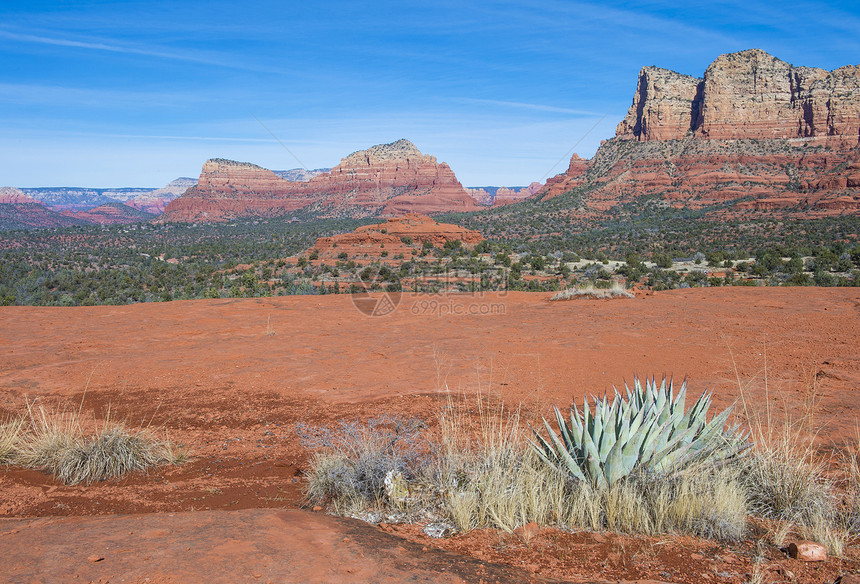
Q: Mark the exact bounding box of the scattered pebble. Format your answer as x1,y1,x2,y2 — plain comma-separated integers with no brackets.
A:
788,540,827,562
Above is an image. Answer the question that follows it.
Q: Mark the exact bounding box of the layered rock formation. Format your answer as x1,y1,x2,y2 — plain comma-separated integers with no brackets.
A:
615,68,703,142
465,187,494,206
125,178,197,215
310,213,483,262
0,187,40,204
272,168,330,182
22,187,153,211
160,160,312,222
466,182,543,206
0,187,157,229
540,155,589,200
543,50,860,214
161,140,478,222
0,187,91,229
493,182,544,206
21,179,196,216
615,49,860,144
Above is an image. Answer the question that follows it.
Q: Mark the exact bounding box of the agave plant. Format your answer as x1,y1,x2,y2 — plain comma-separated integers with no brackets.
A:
531,377,747,488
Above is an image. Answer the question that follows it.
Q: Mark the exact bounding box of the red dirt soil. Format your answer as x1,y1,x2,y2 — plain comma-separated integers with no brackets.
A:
1,288,859,583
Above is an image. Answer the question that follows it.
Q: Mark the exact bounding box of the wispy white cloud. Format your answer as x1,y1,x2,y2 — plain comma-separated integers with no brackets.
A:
0,83,209,108
451,97,603,116
0,28,293,75
93,133,274,143
0,30,191,59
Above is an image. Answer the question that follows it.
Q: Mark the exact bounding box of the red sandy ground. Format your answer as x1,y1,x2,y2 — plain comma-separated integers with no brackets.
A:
1,288,859,583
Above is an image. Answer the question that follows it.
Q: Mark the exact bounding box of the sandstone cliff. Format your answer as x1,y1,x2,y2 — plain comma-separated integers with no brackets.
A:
161,160,312,222
544,49,860,215
272,168,329,181
615,49,860,144
161,140,478,222
493,182,544,206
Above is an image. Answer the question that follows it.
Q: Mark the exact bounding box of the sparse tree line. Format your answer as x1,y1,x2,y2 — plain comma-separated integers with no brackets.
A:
1,210,858,307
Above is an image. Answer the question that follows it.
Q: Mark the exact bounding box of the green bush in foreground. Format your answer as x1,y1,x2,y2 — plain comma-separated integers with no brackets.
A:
530,378,748,488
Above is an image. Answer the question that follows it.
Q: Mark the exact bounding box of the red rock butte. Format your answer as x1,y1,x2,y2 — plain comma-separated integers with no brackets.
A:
161,139,479,222
310,213,483,261
0,186,40,204
541,49,860,214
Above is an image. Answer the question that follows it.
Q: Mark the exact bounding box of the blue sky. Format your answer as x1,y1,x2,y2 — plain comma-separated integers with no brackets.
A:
2,1,859,188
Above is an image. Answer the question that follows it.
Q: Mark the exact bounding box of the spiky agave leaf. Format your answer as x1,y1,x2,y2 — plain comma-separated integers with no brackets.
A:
530,376,747,487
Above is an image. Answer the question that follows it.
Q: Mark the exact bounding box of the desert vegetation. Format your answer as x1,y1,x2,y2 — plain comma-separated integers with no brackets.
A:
300,377,860,558
0,402,186,485
1,208,858,307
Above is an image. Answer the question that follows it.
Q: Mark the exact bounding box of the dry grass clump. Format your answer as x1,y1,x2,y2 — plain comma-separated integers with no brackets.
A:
5,402,186,485
733,362,847,554
550,284,633,301
741,433,834,530
51,423,184,486
841,432,860,534
741,436,844,554
0,414,25,464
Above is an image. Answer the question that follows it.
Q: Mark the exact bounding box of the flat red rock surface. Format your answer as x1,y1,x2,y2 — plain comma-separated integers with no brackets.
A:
1,288,859,582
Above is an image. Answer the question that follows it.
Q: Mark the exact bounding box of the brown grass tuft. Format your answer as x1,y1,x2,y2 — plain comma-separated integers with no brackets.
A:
0,414,25,464
9,401,186,485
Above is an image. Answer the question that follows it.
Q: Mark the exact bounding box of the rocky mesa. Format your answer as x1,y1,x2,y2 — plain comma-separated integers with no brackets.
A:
542,49,860,214
161,139,479,222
